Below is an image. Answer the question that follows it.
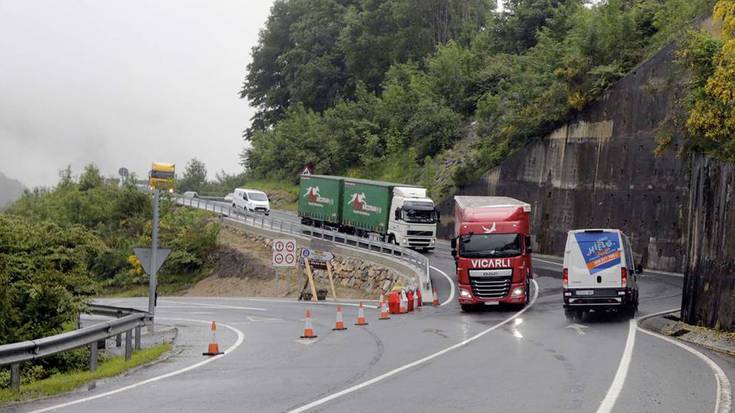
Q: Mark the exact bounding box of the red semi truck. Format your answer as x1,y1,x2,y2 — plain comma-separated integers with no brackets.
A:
451,196,533,311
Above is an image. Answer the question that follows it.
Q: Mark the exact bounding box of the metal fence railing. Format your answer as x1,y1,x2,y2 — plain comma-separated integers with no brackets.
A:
0,304,151,390
174,196,432,295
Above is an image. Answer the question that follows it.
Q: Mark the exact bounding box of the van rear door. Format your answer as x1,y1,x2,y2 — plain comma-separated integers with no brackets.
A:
569,230,623,288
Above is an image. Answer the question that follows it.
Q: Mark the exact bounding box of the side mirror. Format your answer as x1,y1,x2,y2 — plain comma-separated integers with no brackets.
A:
450,237,457,249
435,208,441,222
451,249,457,258
394,208,401,220
635,264,643,274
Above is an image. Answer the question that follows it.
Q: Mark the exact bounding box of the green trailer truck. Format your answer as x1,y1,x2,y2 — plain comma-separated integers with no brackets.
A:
298,175,439,250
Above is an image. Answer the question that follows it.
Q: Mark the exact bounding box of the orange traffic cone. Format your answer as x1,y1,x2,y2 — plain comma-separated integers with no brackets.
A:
413,289,419,311
355,302,369,326
300,309,318,338
202,321,224,356
379,294,390,320
333,305,347,331
399,290,408,314
432,287,440,306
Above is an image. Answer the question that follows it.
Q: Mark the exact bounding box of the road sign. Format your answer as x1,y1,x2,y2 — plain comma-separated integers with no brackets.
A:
273,239,297,267
118,167,129,178
301,166,312,176
301,248,333,262
133,247,172,276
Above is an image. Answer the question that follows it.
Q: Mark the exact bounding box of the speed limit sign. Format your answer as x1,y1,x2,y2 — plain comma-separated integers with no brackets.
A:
272,239,297,268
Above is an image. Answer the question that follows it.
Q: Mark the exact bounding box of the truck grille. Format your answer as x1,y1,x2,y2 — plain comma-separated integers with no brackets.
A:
408,238,432,247
470,275,512,299
407,230,433,236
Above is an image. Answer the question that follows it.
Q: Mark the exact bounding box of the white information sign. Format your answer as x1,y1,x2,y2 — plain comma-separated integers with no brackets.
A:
272,239,297,268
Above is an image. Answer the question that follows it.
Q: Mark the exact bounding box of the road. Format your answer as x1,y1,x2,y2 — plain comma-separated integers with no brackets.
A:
8,211,734,413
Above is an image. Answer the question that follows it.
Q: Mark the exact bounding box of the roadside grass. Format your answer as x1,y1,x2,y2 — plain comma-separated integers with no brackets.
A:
0,343,171,406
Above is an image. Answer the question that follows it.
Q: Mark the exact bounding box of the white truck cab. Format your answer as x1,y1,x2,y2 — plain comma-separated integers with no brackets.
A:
388,187,438,251
562,229,641,320
232,188,270,215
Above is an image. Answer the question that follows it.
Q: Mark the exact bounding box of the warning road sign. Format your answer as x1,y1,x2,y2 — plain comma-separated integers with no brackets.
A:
273,239,297,268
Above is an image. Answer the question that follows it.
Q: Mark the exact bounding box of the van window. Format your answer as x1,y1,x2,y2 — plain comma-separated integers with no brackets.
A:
573,231,622,274
247,192,268,201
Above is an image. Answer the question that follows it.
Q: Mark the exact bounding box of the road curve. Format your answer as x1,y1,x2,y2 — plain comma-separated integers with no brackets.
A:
9,213,734,413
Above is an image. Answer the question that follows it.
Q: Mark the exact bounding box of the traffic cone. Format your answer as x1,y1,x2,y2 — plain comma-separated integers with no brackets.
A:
413,289,419,311
355,302,368,325
332,305,347,331
379,294,391,320
202,321,224,356
399,290,408,313
300,309,318,338
432,287,440,306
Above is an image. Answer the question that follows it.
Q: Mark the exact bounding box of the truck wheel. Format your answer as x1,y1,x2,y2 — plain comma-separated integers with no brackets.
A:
460,304,474,312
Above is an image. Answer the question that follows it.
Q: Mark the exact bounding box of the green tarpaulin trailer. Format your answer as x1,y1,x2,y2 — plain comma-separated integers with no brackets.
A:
298,175,344,225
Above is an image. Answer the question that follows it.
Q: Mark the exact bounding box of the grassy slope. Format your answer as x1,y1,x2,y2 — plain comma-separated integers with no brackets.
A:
0,343,171,406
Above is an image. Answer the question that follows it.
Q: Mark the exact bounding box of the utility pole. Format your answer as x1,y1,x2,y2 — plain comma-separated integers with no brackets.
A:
148,188,160,329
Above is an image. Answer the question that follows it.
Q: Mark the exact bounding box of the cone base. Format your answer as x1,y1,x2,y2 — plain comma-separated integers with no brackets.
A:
332,327,348,331
379,316,390,320
354,322,369,326
300,335,318,338
203,351,224,356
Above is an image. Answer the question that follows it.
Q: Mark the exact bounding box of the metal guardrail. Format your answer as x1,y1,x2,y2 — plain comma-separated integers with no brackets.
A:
175,196,432,294
0,304,151,390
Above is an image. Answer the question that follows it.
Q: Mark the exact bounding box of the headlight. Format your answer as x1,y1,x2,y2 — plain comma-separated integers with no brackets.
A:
460,289,472,298
512,287,524,296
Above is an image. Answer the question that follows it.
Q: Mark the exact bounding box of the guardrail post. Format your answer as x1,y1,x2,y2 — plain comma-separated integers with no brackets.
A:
116,333,122,347
10,363,20,390
124,330,133,361
89,341,98,372
134,326,142,350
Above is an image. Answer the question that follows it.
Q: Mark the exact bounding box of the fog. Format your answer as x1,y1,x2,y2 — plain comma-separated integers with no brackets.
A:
0,0,273,187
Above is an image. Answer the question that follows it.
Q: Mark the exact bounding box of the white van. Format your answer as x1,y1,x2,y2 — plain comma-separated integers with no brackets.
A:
232,188,270,215
562,229,641,319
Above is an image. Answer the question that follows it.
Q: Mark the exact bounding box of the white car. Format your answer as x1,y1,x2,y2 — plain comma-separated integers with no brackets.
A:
224,193,234,202
183,191,199,198
562,229,640,320
232,188,270,215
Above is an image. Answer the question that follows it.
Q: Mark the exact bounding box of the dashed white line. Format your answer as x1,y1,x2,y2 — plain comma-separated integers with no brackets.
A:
159,300,267,311
288,279,539,413
429,265,455,306
29,318,245,413
597,318,637,413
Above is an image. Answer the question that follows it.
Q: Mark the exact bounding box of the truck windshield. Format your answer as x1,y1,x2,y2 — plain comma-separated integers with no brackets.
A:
402,201,437,223
459,233,522,258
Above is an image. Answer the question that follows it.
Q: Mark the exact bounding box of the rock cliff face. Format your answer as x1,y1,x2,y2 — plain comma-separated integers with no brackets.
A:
682,155,735,330
448,42,690,272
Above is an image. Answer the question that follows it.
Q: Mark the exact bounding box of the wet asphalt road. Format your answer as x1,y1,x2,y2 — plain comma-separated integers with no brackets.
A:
8,212,734,413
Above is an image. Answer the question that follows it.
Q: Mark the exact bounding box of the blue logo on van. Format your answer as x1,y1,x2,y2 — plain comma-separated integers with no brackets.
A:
574,232,622,275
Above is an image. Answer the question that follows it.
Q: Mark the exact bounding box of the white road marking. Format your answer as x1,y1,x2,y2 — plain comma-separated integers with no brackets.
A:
429,265,455,306
29,318,245,413
597,318,637,413
637,308,732,413
566,323,588,336
533,257,563,267
159,300,267,312
289,279,539,413
247,315,285,323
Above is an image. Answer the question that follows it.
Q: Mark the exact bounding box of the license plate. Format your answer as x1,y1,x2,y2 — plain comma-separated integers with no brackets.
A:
576,290,594,296
483,301,500,306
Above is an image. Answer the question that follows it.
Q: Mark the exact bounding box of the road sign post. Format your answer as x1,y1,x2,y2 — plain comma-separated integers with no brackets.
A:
149,188,159,330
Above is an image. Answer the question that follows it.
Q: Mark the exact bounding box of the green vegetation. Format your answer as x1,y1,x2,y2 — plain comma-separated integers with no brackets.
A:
0,343,171,406
677,0,735,161
1,164,217,384
240,0,712,201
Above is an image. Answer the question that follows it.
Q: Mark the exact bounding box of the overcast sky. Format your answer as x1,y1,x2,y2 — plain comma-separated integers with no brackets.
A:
0,0,274,188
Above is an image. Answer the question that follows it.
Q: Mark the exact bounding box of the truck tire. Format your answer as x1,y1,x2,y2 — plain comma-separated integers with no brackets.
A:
460,304,474,312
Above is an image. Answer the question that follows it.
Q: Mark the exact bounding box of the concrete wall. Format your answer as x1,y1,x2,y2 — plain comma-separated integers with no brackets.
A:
446,42,690,272
681,155,735,330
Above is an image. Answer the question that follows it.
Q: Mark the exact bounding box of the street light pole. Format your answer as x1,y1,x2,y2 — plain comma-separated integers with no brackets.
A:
148,188,160,330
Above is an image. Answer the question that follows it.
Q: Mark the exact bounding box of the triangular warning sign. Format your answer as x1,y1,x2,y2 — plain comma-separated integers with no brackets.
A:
133,247,172,275
301,166,312,176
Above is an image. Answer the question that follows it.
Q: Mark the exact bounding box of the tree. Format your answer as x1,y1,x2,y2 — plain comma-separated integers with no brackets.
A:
79,164,104,191
179,158,208,193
